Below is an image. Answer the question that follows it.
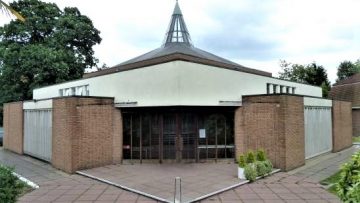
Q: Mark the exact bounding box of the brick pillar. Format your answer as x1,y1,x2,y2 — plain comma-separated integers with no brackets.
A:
112,108,122,164
236,95,305,171
52,97,121,173
3,102,24,154
234,107,245,159
282,96,305,171
332,101,353,152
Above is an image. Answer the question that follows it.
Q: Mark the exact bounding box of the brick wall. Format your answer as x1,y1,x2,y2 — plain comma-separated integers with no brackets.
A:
113,108,122,163
235,95,305,171
332,101,353,152
329,83,360,107
3,102,24,154
52,97,122,173
353,109,360,137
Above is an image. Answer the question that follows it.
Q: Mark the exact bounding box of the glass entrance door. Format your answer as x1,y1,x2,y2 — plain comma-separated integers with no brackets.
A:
180,113,197,161
122,107,235,163
163,114,176,160
163,113,197,162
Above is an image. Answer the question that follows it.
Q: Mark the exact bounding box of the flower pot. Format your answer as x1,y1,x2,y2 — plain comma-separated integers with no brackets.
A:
238,167,245,179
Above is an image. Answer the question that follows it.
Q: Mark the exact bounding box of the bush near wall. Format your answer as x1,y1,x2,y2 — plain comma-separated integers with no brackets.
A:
0,165,30,203
240,149,273,182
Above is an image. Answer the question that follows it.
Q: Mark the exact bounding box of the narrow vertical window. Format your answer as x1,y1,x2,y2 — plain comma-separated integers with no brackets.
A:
292,87,296,94
273,85,278,94
71,87,76,96
85,85,90,96
280,85,284,94
286,86,290,94
266,83,271,94
59,89,63,96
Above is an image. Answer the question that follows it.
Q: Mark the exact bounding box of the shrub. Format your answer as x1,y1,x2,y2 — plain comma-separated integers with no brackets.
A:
256,149,266,161
335,151,360,202
263,160,273,174
238,155,246,168
255,161,267,177
246,151,256,164
0,165,27,203
244,164,257,182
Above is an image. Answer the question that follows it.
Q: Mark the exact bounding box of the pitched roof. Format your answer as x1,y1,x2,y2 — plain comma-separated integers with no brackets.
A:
333,73,360,86
83,1,272,79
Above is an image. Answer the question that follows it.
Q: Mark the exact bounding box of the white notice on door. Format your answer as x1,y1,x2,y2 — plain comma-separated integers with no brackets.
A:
199,129,206,138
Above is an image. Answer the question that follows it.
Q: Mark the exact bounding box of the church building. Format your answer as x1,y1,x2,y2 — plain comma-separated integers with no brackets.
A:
3,2,353,173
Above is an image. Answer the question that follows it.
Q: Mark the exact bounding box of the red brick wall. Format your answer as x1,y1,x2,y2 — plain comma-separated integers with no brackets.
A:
332,101,353,152
353,109,360,137
113,108,122,163
52,97,122,173
235,95,305,171
3,102,23,154
329,83,360,107
330,83,360,137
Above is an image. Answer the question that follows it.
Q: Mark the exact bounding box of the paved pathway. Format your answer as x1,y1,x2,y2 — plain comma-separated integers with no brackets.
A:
0,148,156,203
0,146,358,203
79,162,246,202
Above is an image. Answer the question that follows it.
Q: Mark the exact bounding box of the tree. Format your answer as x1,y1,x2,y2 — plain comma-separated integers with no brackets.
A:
0,0,25,21
279,60,307,83
336,60,360,82
0,0,101,125
279,60,331,98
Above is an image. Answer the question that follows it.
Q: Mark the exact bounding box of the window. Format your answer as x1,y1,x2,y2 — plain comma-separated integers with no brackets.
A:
59,89,63,97
85,85,89,96
286,86,290,94
71,87,76,95
273,85,278,94
280,85,284,94
266,83,271,94
292,87,296,94
59,85,90,97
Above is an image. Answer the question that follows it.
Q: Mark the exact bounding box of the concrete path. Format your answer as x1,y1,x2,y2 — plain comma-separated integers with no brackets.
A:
0,147,156,203
0,146,358,203
79,163,247,202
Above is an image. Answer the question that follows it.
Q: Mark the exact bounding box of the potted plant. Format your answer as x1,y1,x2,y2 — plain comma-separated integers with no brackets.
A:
238,154,246,179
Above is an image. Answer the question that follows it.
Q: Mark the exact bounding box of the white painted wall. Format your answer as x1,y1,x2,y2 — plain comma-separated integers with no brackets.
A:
33,61,322,107
304,97,332,107
23,99,53,110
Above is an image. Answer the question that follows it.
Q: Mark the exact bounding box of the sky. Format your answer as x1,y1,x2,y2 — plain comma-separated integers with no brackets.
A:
1,0,360,83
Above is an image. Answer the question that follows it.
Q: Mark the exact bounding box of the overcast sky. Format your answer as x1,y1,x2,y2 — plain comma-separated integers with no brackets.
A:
2,0,360,83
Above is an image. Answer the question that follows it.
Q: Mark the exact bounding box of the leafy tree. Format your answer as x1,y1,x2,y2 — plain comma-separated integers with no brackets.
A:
279,60,331,97
279,60,307,83
0,0,101,125
336,60,360,82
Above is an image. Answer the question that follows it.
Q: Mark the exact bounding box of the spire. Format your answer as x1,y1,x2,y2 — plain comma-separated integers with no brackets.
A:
163,1,192,47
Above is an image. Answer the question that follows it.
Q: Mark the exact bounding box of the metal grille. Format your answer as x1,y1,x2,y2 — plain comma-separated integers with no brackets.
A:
24,109,52,162
304,107,332,159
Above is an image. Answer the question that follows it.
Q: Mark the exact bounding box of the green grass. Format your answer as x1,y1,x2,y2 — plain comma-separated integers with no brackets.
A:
353,136,360,143
320,171,342,194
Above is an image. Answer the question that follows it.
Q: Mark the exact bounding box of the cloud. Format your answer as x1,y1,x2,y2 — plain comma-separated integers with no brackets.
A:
1,0,360,83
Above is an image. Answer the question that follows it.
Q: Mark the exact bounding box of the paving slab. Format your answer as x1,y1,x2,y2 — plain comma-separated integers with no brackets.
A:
79,163,247,202
0,148,157,203
1,146,359,203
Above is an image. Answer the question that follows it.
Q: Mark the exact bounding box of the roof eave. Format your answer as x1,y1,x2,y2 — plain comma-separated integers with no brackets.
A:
83,53,272,79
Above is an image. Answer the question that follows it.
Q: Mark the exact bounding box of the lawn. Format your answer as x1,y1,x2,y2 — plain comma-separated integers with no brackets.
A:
353,136,360,143
320,171,342,194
